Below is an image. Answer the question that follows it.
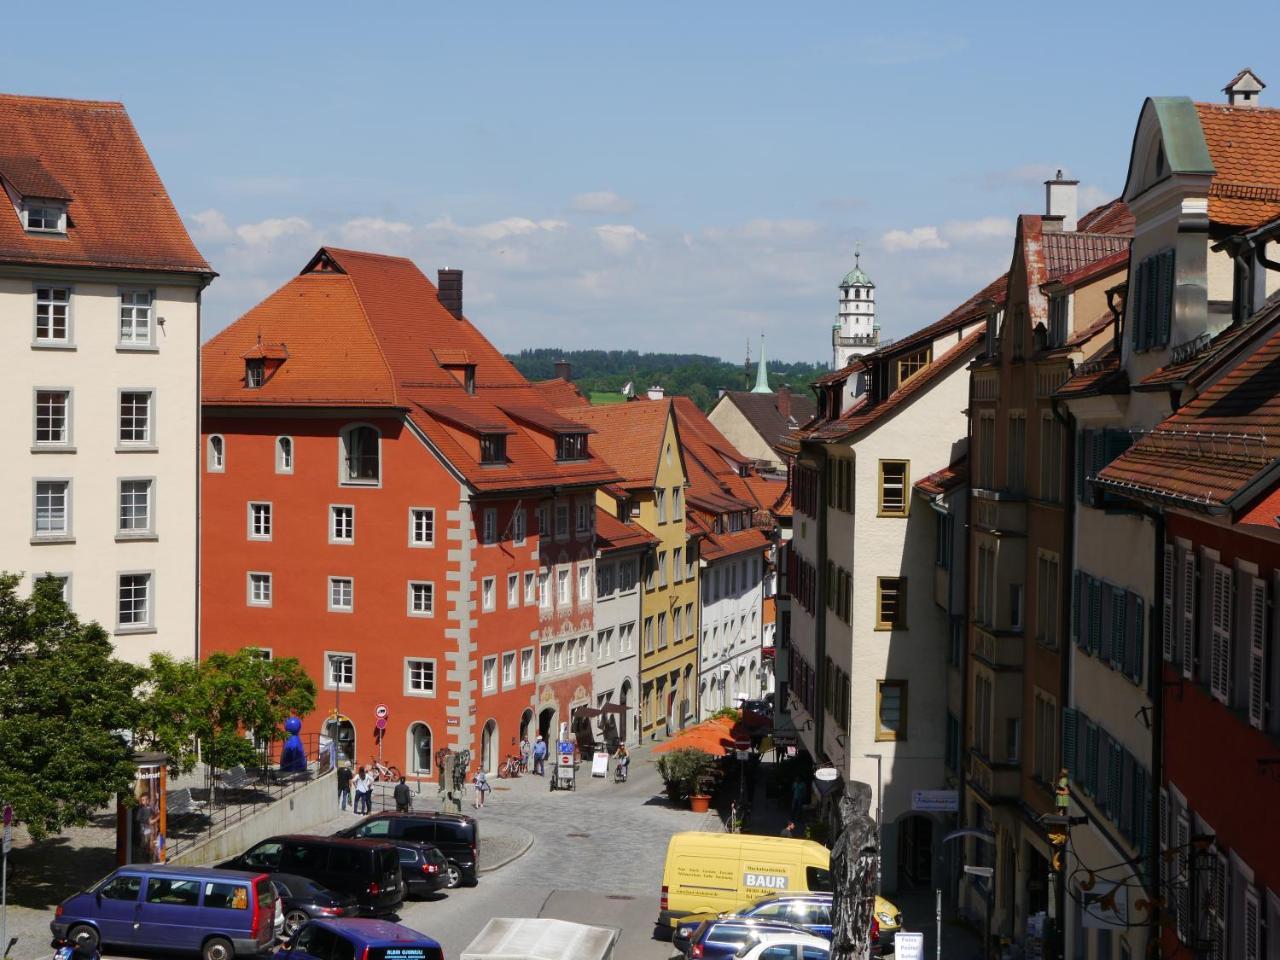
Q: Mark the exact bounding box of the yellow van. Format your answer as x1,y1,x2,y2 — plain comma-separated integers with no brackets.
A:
658,832,831,930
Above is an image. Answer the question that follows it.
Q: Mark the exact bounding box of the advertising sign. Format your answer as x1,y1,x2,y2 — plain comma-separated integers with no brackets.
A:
744,872,789,891
896,932,924,960
911,789,959,812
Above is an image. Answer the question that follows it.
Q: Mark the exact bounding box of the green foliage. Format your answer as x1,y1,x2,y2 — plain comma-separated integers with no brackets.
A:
508,349,827,412
136,648,316,774
710,707,740,721
656,747,716,801
0,573,145,840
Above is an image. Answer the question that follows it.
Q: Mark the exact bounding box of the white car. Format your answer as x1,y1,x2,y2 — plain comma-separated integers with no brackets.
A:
737,933,830,960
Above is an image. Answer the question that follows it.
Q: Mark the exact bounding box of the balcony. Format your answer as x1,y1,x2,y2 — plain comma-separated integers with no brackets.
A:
833,332,879,348
969,749,1022,801
971,491,1026,536
972,627,1024,670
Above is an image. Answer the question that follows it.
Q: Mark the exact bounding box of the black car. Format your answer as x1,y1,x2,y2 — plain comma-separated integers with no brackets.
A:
335,813,479,889
394,843,448,898
219,835,404,917
269,873,357,938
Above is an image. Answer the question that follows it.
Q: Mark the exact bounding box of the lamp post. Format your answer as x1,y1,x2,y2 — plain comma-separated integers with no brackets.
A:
864,753,884,893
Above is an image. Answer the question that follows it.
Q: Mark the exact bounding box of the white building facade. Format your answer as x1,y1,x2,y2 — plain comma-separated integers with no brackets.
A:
698,542,767,714
591,507,647,747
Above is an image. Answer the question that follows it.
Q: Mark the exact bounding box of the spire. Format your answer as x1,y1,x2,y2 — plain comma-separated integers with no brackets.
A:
751,334,771,393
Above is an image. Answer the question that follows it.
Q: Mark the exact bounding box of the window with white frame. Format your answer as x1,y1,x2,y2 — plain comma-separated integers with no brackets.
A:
118,391,153,447
673,607,683,642
557,568,570,606
36,573,70,603
482,576,496,611
34,479,70,537
555,503,570,539
538,571,550,608
658,551,668,587
578,565,591,603
621,560,637,591
524,571,536,605
596,562,614,596
207,435,225,472
340,424,379,484
248,572,272,606
408,581,434,617
673,487,683,522
409,508,434,546
118,479,154,536
482,508,497,545
644,616,654,653
598,629,611,660
24,203,66,233
540,644,552,674
34,286,70,343
684,603,694,639
117,572,153,630
326,652,355,689
672,547,683,583
576,502,591,536
482,656,497,692
276,436,294,474
554,643,564,671
119,290,153,346
521,647,534,682
537,504,550,536
656,488,667,523
248,502,272,540
329,576,353,612
502,652,516,688
405,658,436,695
329,505,354,544
657,612,668,648
507,573,519,607
34,390,70,447
513,509,526,545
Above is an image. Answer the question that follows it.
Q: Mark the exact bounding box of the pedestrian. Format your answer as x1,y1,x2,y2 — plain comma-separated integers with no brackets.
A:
780,821,797,838
394,775,412,813
613,742,630,782
473,768,491,809
353,766,374,814
533,736,547,776
519,736,532,773
337,762,353,811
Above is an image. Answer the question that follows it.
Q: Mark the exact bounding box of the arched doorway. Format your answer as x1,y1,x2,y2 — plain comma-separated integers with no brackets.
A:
666,688,678,731
480,719,498,774
324,715,356,766
682,664,695,728
735,666,747,704
699,680,708,717
896,813,936,889
538,707,556,743
519,709,533,743
407,723,433,777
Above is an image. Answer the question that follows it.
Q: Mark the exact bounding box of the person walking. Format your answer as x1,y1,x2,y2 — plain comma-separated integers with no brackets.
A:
472,767,491,809
337,762,353,811
519,736,532,773
394,775,412,813
532,736,547,776
353,766,374,814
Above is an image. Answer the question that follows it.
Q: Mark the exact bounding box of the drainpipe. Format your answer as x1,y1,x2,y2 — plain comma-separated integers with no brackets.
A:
1049,397,1075,960
958,367,975,917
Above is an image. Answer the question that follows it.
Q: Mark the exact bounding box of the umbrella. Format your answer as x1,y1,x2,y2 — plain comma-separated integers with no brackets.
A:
574,706,603,719
598,703,628,715
651,717,737,757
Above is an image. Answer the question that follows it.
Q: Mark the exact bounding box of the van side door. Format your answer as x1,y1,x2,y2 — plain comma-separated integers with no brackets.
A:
136,875,202,951
91,873,144,945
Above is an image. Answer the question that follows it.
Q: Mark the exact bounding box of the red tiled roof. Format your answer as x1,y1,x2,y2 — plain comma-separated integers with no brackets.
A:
1063,312,1116,350
718,390,816,450
1054,347,1129,399
560,399,674,487
1238,483,1280,530
1042,233,1132,282
1195,102,1280,228
1045,248,1129,293
532,377,590,408
595,506,658,552
241,342,289,360
914,456,967,497
0,94,210,274
1135,312,1268,390
743,474,790,516
1077,198,1136,235
701,527,770,562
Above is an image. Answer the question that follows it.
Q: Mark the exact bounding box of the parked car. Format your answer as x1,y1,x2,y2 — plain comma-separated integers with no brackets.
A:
680,917,811,960
219,835,404,917
51,864,277,960
274,917,443,960
738,934,831,960
702,890,901,937
269,874,357,938
393,843,448,898
334,812,479,889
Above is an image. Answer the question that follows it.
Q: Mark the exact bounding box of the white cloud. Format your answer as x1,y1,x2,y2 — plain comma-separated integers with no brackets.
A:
571,191,634,215
426,215,568,243
881,226,947,252
236,216,312,245
941,217,1014,243
594,223,647,253
706,218,821,241
188,209,232,242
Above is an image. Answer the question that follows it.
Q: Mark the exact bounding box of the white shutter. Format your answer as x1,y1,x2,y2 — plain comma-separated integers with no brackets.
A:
1211,564,1233,704
1163,543,1176,661
1158,787,1170,891
1182,550,1196,678
1176,812,1191,943
1211,851,1228,960
1249,577,1267,730
1245,888,1261,960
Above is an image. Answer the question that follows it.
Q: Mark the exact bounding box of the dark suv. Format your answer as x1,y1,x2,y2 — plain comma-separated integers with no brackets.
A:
335,813,479,889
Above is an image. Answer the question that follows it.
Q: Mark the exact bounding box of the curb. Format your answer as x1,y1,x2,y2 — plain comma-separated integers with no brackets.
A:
478,827,536,874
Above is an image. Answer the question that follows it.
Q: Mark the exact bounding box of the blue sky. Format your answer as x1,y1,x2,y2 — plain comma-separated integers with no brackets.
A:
6,2,1278,362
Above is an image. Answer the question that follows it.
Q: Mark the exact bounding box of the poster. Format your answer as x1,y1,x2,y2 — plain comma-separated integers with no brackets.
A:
132,762,166,863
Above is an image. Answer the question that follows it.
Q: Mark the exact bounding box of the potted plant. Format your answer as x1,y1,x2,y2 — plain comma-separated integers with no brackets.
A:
656,748,716,809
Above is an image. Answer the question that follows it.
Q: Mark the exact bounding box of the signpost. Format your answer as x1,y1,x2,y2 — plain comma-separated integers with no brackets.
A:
2,803,12,960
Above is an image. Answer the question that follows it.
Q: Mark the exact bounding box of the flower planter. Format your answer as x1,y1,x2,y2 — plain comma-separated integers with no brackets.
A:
689,794,711,813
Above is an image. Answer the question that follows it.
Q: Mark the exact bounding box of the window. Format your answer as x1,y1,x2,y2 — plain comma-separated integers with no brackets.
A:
1010,583,1024,631
145,877,200,907
896,348,931,387
557,568,570,606
935,511,953,569
36,573,70,603
1007,412,1026,495
207,435,225,472
556,433,588,460
656,488,667,524
276,437,294,474
576,502,592,536
673,487,683,522
876,577,906,629
245,359,265,388
1131,249,1176,353
480,434,507,464
685,603,694,638
34,479,70,538
686,550,696,581
540,644,552,674
673,547,683,583
507,573,519,607
538,571,550,608
513,509,526,545
877,680,907,741
34,390,70,447
340,425,379,483
482,576,496,612
1210,563,1232,704
1033,691,1056,783
578,565,591,602
330,505,354,544
520,647,534,682
977,412,996,489
878,460,909,516
644,616,655,653
596,563,615,596
502,652,516,688
482,508,497,545
555,504,570,539
524,571,536,605
408,581,434,617
248,502,272,540
658,612,668,648
1047,294,1068,347
119,290,153,347
409,508,434,546
1037,553,1059,648
118,479,154,536
34,286,70,343
974,673,993,756
117,572,153,630
1039,415,1062,502
328,577,353,612
658,551,669,587
248,572,272,606
25,203,66,233
326,652,355,689
118,391,153,447
538,504,550,536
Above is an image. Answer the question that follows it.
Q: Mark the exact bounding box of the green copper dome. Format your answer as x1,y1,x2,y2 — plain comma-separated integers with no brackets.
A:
840,250,873,288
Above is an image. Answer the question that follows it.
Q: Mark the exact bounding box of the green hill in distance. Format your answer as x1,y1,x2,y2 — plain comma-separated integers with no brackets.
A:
508,348,827,411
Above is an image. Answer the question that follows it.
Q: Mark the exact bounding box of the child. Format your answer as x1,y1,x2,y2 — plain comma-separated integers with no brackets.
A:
473,768,491,809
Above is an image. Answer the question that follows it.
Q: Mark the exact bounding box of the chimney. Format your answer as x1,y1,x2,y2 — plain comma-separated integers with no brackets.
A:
437,268,463,319
777,387,791,424
1044,170,1079,232
1224,68,1265,107
647,385,665,401
554,359,572,382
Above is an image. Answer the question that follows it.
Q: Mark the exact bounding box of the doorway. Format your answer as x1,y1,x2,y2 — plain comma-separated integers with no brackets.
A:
519,709,533,743
324,716,356,765
407,723,433,776
538,707,556,743
481,719,498,774
896,814,935,889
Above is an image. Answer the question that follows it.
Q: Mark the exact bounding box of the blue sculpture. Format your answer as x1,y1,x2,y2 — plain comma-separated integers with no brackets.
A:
280,714,307,772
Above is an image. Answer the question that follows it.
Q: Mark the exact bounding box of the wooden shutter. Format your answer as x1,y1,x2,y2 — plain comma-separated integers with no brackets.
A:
1211,851,1228,960
1108,586,1126,669
1249,576,1267,730
1129,591,1145,684
1158,787,1170,892
1175,812,1190,942
1163,543,1176,662
1084,720,1099,797
1088,577,1102,655
1072,570,1083,645
1157,250,1176,346
1244,888,1261,960
1182,550,1196,679
1062,707,1078,780
1210,564,1233,704
1107,736,1123,823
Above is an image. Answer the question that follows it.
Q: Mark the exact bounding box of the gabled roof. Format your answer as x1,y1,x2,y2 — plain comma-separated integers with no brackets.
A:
1077,198,1136,235
1134,299,1276,390
1054,347,1129,399
0,94,210,275
594,506,658,553
700,527,770,563
559,399,675,487
743,473,791,518
1195,102,1280,228
1042,231,1132,280
532,377,590,409
914,456,967,498
718,389,816,451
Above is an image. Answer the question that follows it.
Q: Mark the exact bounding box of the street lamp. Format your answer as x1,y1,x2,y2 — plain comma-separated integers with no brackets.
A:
864,753,883,893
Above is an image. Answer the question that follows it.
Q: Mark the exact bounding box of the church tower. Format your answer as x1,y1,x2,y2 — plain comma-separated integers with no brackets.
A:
832,250,879,369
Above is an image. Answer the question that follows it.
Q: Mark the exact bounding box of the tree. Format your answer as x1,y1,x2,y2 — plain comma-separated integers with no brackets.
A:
137,648,316,774
0,573,144,840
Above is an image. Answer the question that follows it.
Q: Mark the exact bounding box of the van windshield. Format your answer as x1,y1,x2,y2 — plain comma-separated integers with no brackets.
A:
806,867,832,892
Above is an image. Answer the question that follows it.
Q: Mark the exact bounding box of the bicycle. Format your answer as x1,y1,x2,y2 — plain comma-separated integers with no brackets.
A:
498,754,522,778
370,755,401,782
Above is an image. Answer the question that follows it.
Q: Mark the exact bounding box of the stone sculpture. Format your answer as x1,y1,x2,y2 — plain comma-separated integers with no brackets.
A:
829,780,880,960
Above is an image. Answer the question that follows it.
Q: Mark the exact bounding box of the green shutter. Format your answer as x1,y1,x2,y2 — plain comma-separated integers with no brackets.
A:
1072,570,1083,644
1088,577,1102,655
1130,592,1145,684
1101,583,1116,662
1084,721,1099,796
1108,737,1123,823
1157,250,1175,347
1131,260,1145,350
1062,708,1079,780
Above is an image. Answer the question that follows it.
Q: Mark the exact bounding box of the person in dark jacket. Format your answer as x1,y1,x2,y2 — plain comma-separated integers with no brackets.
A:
337,763,353,811
394,775,412,812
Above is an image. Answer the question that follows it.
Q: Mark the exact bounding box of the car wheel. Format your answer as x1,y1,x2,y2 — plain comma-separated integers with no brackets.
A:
67,925,99,950
284,909,309,937
443,862,462,888
202,936,235,960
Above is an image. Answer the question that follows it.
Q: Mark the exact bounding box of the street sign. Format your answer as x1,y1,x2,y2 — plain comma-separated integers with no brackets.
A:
733,738,750,750
2,805,11,826
374,704,389,719
375,717,388,731
964,865,994,878
896,932,924,960
2,824,10,855
911,789,959,812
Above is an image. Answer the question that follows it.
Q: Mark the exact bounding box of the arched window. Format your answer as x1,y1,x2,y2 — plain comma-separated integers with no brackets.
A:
207,435,225,472
276,436,294,474
408,722,432,775
340,425,380,484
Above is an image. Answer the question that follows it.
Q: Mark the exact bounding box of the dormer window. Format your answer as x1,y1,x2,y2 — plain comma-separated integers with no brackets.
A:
245,358,265,388
23,202,66,233
480,434,507,465
556,432,588,461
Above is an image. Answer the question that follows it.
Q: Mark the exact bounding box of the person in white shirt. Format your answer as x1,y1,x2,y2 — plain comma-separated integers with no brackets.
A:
353,766,375,814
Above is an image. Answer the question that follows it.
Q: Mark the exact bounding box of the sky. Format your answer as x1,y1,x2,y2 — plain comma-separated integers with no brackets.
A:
5,2,1278,363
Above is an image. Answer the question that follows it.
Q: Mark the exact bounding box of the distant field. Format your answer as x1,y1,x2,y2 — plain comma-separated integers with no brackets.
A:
589,392,627,405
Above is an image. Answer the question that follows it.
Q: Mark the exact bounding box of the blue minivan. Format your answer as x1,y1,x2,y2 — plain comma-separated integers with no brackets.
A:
52,864,278,960
275,918,443,960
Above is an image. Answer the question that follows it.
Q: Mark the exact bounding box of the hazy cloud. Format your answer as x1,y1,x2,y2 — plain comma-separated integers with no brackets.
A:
881,226,946,252
571,191,634,215
942,217,1014,242
595,223,647,253
188,209,232,243
236,216,312,245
